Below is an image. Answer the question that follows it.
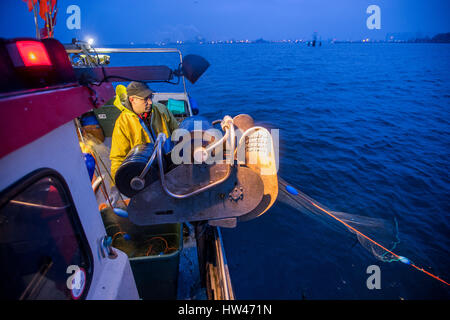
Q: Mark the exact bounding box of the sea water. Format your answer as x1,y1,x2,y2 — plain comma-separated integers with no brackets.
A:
112,43,450,299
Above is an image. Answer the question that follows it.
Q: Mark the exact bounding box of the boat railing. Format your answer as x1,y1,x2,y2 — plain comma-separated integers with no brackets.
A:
64,44,188,96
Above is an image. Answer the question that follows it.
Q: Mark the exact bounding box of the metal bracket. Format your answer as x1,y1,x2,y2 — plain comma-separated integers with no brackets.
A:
127,164,264,225
228,186,244,202
98,235,118,259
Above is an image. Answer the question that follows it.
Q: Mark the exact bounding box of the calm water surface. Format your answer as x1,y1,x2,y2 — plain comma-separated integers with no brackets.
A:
117,43,450,299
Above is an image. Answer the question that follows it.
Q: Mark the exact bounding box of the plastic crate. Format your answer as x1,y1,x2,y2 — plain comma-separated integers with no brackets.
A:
99,191,183,300
128,223,183,300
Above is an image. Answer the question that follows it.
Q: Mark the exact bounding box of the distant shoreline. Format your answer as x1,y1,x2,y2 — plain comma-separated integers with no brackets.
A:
106,32,450,47
105,42,450,48
125,41,450,47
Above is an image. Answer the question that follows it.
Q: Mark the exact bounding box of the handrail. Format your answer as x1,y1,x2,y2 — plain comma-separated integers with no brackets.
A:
214,227,235,300
65,47,182,54
65,45,188,102
129,134,164,191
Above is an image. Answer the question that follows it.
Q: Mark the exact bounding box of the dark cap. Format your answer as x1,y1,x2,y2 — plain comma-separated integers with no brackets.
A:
127,81,154,99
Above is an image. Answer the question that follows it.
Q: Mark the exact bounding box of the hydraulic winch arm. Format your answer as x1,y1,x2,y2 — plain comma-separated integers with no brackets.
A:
124,114,278,227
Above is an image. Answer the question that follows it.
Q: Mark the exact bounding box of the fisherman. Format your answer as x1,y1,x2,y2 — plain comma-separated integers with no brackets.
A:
110,81,178,184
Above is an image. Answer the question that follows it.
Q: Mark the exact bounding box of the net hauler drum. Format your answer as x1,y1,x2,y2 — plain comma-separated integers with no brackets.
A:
127,114,278,227
115,143,166,197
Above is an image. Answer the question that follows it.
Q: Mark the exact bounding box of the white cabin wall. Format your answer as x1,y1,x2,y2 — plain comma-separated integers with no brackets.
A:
0,121,139,300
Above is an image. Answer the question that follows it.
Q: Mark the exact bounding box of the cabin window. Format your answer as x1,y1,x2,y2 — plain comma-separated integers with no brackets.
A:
0,170,93,300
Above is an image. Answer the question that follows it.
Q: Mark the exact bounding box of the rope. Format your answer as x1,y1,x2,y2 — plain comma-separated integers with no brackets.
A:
145,237,171,256
112,231,127,244
296,188,449,287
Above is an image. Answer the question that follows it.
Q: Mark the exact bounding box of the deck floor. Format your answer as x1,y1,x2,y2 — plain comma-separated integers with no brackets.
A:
89,137,206,299
177,222,207,300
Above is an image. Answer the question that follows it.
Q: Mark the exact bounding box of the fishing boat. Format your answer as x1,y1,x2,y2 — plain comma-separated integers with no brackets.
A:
0,30,279,299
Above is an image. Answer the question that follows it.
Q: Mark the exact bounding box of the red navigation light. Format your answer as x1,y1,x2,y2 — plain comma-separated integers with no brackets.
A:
15,41,52,67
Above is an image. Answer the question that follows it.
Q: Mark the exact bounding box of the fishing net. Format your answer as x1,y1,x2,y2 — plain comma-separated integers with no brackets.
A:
278,178,400,262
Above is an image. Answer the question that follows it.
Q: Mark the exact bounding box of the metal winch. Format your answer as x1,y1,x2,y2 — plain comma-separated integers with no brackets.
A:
115,114,278,227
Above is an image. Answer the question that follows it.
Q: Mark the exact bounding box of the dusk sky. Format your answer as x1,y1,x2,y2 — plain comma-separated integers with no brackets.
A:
1,0,449,44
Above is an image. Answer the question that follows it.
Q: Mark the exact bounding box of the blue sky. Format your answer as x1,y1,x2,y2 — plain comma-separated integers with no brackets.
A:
1,0,449,44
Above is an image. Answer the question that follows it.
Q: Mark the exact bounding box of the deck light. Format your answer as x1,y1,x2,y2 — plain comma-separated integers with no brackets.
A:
14,41,52,67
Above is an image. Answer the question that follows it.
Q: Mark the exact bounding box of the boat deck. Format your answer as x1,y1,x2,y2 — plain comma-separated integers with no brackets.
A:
88,136,206,300
177,222,207,300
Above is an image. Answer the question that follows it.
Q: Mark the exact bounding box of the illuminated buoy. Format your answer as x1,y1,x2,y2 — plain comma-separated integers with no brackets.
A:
398,256,411,265
285,185,298,195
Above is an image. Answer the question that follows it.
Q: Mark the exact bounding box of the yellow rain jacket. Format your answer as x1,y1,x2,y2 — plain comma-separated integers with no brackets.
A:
110,85,179,182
